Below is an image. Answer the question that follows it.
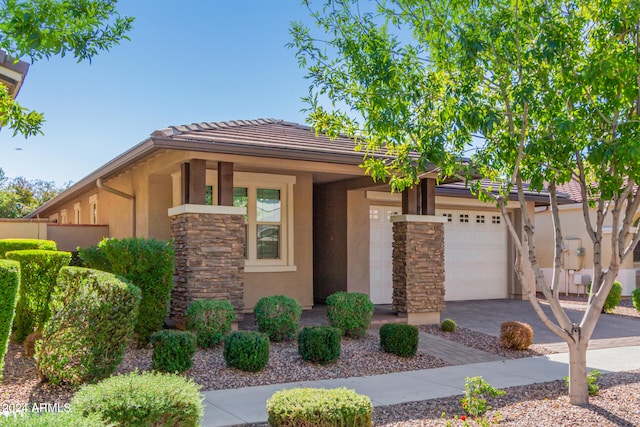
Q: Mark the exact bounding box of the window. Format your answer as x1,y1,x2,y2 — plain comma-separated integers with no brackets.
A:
369,208,380,220
89,194,98,224
459,214,469,223
634,243,640,263
476,215,485,224
206,172,296,272
443,213,453,223
492,215,501,224
74,202,81,224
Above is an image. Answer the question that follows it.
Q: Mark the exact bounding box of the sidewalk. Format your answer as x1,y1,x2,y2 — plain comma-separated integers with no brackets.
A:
200,345,640,427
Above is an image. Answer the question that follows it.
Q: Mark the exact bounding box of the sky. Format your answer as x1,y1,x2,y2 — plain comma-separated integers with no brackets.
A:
0,0,318,184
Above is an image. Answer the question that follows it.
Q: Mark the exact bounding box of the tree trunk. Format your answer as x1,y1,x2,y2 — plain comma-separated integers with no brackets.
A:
567,340,589,405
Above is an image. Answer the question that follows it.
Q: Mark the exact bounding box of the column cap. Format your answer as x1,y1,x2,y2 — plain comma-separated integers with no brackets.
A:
168,204,246,217
390,214,447,224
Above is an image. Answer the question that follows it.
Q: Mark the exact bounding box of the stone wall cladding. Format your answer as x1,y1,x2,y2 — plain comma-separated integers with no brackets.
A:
392,221,445,314
170,212,245,324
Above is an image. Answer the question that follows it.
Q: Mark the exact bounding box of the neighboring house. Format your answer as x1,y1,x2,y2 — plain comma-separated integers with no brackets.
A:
0,50,29,98
535,180,639,296
28,119,556,322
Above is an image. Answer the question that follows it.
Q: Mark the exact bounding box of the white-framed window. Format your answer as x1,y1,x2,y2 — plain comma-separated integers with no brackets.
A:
60,209,68,224
476,215,485,224
492,215,501,224
459,213,469,223
205,171,296,272
89,194,98,224
74,202,81,224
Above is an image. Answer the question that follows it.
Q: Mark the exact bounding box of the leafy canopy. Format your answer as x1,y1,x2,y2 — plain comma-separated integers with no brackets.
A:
0,0,133,137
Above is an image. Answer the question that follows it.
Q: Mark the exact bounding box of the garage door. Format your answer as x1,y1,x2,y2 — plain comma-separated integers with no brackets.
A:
369,207,508,303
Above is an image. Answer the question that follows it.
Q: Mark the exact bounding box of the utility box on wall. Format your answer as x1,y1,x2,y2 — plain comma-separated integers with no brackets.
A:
563,238,584,271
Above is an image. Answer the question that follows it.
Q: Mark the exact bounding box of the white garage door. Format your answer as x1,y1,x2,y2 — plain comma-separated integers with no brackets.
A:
369,207,508,303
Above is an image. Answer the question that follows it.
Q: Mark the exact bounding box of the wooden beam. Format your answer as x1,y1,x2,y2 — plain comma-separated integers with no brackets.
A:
402,186,420,215
189,159,206,205
218,162,234,206
420,178,436,215
181,162,190,205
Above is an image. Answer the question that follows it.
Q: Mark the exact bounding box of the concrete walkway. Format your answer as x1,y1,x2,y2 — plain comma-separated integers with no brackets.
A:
200,345,640,427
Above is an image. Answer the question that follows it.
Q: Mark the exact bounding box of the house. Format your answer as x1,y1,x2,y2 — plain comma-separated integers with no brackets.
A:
28,119,554,324
535,180,639,296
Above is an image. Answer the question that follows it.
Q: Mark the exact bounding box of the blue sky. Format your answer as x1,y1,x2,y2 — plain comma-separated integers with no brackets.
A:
0,1,317,184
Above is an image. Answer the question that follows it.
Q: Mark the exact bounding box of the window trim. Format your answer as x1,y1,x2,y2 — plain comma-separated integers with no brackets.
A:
89,194,98,225
73,202,81,224
60,209,68,224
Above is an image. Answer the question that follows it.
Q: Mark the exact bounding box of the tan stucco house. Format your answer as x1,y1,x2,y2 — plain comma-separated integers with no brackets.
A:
535,180,640,297
28,119,553,323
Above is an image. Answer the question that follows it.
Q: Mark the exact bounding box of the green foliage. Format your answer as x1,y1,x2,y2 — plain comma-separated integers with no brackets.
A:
37,267,140,386
79,237,175,346
267,387,373,427
71,371,203,427
500,321,533,350
441,318,457,333
185,299,236,348
254,295,302,342
0,411,103,427
5,249,70,342
297,326,341,365
588,281,623,313
0,238,56,258
460,376,505,417
150,329,197,374
0,259,20,379
0,172,68,218
326,292,374,337
0,1,133,138
565,369,601,396
379,323,418,357
633,288,640,312
223,331,269,372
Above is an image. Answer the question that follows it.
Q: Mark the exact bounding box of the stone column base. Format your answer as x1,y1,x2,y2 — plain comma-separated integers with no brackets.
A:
405,311,441,325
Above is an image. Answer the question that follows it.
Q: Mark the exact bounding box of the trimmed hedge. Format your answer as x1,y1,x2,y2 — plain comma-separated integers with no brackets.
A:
0,239,57,258
71,371,203,427
185,299,236,347
0,259,20,379
298,326,341,364
267,387,373,427
380,323,418,357
223,331,269,372
150,330,197,373
441,318,457,332
500,321,533,350
588,280,623,313
633,288,640,312
5,250,71,342
326,292,374,337
79,237,175,346
0,411,103,427
254,295,302,342
37,267,141,386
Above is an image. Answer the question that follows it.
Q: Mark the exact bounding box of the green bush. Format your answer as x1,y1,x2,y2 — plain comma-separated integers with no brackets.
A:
0,259,20,379
0,411,103,427
71,371,203,427
298,326,341,364
185,299,236,347
37,267,141,386
79,237,175,346
5,250,71,342
254,295,302,342
633,288,640,312
150,330,197,373
223,331,269,372
267,387,373,427
0,239,56,258
441,318,457,332
588,280,623,313
379,323,418,357
326,292,374,338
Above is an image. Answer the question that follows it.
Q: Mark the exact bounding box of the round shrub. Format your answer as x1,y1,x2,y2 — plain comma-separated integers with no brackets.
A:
441,318,457,332
0,259,20,379
500,321,533,350
326,292,374,338
380,323,418,357
71,371,203,427
254,295,302,342
150,330,197,373
632,287,640,312
267,387,373,427
79,237,175,346
298,326,341,364
224,331,269,372
37,267,141,386
186,299,236,347
0,239,56,258
5,249,71,342
603,281,623,313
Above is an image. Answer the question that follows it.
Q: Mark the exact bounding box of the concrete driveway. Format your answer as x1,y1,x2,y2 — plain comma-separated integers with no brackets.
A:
441,299,640,345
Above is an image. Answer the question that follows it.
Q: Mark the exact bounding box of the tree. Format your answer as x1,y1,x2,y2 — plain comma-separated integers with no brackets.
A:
0,168,68,217
290,0,640,405
0,0,133,137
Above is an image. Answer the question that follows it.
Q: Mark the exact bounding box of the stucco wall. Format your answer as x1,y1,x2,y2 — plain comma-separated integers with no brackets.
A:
0,219,48,239
347,190,370,295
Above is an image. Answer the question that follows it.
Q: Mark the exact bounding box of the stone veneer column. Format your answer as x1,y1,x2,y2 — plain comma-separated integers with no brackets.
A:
168,204,245,327
391,215,446,325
